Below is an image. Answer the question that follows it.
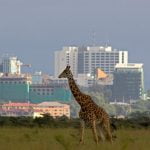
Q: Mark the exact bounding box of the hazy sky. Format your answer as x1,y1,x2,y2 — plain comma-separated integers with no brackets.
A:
0,0,150,88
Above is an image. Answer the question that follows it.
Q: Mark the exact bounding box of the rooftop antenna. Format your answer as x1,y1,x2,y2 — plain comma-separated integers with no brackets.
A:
123,96,125,103
90,29,96,46
105,32,110,47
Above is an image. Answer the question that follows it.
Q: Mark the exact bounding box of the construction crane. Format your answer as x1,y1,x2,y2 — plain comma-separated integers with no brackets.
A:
16,62,31,75
21,64,31,67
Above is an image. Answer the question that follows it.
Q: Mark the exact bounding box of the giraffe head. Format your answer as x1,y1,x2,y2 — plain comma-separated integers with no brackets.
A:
58,66,73,78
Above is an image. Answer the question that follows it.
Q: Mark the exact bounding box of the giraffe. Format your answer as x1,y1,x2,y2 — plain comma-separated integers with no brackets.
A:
58,66,113,144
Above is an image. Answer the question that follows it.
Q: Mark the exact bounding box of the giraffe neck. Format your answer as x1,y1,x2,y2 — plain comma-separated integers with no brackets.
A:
67,76,83,104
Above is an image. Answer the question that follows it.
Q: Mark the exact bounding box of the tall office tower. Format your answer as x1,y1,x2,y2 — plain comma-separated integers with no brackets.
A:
54,46,78,77
0,57,2,72
2,56,22,75
54,46,128,78
112,63,144,102
0,64,2,72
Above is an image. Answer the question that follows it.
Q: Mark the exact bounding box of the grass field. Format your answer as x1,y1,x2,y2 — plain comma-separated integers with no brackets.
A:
0,127,150,150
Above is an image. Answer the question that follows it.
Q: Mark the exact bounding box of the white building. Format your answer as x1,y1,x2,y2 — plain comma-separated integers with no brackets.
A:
2,56,22,75
55,46,78,78
32,72,43,84
54,46,128,78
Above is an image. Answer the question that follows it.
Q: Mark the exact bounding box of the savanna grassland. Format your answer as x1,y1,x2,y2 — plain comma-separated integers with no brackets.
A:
0,127,150,150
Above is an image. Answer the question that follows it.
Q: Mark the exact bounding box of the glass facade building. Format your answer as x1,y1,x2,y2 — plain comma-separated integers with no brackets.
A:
0,76,72,103
29,84,71,103
112,64,144,102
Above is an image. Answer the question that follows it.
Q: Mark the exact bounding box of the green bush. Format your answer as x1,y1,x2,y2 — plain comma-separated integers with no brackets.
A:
0,112,150,129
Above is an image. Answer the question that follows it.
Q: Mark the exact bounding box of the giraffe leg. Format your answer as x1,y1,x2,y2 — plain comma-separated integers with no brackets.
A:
91,120,99,144
97,124,105,142
103,122,113,143
79,120,85,144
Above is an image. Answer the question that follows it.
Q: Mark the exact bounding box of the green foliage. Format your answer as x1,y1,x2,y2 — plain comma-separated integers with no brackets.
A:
69,99,80,118
0,113,150,129
34,114,55,127
111,111,150,129
81,84,112,100
131,100,150,112
0,115,81,128
147,90,150,97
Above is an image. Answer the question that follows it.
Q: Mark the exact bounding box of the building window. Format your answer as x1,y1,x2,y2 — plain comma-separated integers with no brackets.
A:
122,52,124,63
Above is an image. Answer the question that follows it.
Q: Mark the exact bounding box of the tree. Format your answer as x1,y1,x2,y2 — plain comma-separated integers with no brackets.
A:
147,90,150,97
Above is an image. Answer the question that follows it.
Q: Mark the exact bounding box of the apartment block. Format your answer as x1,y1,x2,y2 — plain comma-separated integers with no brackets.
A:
0,101,70,118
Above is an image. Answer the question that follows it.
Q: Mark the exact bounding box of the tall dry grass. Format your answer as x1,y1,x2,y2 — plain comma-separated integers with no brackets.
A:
0,127,149,150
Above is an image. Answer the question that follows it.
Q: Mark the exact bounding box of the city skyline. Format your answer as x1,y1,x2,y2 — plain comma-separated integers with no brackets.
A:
54,46,128,78
0,0,150,88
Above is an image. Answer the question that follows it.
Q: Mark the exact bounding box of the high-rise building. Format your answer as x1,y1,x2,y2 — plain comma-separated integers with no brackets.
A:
112,63,144,102
55,46,78,77
2,56,22,75
54,46,128,78
0,64,2,72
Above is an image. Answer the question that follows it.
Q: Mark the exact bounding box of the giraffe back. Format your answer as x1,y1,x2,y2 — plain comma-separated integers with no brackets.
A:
79,94,110,124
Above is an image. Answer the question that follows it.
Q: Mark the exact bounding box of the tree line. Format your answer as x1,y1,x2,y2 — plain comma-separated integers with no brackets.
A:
0,112,150,129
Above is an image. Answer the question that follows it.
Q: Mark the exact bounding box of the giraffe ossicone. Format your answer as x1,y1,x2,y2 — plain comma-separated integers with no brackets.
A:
59,66,113,144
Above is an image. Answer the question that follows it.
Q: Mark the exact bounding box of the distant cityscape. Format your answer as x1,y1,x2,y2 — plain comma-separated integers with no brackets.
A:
54,46,145,101
0,45,148,118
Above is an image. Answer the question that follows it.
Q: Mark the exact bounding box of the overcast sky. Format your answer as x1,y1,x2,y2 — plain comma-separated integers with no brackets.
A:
0,0,150,88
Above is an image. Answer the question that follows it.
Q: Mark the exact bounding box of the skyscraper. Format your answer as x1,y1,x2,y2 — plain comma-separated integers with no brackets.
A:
54,46,78,77
112,63,144,102
54,46,128,78
2,56,22,75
